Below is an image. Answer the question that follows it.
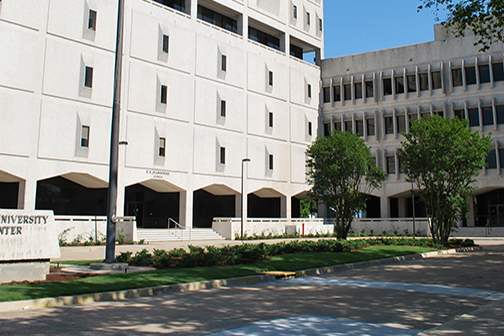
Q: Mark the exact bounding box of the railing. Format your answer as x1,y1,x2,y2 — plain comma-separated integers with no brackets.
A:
168,217,190,241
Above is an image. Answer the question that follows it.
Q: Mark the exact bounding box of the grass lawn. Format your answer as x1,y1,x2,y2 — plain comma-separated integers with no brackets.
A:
0,245,434,303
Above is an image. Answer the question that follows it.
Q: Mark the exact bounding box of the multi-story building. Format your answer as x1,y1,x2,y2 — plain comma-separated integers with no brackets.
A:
321,25,504,228
0,0,323,229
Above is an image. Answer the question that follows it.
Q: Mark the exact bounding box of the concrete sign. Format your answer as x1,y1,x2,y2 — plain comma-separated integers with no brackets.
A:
0,210,61,261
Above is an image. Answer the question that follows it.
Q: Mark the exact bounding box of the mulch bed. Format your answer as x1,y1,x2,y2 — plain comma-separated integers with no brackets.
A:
1,267,98,286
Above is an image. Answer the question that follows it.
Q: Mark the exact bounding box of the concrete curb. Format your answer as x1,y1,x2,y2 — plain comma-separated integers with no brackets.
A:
0,246,481,313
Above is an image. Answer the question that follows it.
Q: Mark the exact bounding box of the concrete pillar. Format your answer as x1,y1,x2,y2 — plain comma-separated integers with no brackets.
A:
466,197,475,227
180,190,193,228
18,179,37,211
280,196,287,218
235,193,241,218
116,184,125,217
380,195,389,218
398,198,407,217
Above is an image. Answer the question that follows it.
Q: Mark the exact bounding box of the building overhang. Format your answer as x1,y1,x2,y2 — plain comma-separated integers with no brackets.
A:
251,187,285,198
0,170,23,183
61,172,108,189
139,179,185,193
201,184,238,196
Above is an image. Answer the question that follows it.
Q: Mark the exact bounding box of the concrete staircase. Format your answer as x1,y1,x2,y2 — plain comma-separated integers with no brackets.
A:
136,228,226,242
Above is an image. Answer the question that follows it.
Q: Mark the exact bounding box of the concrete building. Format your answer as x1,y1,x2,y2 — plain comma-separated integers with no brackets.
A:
321,25,504,228
0,0,323,231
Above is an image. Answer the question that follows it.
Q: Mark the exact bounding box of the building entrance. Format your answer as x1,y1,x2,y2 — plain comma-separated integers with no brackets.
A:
0,182,19,209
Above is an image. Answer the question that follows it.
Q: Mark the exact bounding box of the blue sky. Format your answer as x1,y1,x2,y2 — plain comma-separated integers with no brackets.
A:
323,1,442,59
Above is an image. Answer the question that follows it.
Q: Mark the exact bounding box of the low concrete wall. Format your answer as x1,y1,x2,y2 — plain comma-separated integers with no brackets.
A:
54,216,137,244
456,226,504,237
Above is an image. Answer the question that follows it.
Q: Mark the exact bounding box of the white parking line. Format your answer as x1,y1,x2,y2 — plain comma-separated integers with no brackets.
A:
206,315,423,336
287,277,504,300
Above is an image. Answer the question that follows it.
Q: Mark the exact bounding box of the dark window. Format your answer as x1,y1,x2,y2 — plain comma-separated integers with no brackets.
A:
88,10,97,30
307,84,312,98
366,118,375,136
344,120,352,133
452,68,463,87
396,115,406,134
479,64,491,83
465,66,477,85
306,12,310,25
334,122,342,131
293,5,297,18
84,66,93,88
319,18,323,31
407,74,416,92
386,156,396,174
268,71,273,86
220,147,226,164
497,105,504,124
333,85,341,101
395,76,404,94
419,73,429,91
365,80,374,98
355,120,364,136
431,71,442,89
468,107,480,127
154,0,186,13
383,78,392,95
420,112,430,120
354,82,362,99
220,100,226,117
290,44,303,59
159,137,166,157
81,126,90,148
384,116,394,134
482,106,493,125
493,62,504,82
221,54,227,71
487,149,497,169
308,122,312,136
454,108,465,121
433,110,444,117
198,5,238,33
343,84,351,101
160,85,168,104
162,35,169,53
249,26,280,50
323,123,330,136
323,87,330,103
268,154,274,170
269,112,273,127
408,113,418,126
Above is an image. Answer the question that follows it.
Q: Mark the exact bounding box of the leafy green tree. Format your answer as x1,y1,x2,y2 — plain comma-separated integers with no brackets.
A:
299,199,318,218
398,115,491,246
306,131,386,239
419,0,504,51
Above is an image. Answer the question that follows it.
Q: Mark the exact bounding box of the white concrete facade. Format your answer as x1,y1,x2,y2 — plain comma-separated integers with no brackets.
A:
0,0,323,229
321,26,504,228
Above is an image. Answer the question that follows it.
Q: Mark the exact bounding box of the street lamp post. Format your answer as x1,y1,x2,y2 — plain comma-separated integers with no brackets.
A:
241,158,251,240
411,182,416,239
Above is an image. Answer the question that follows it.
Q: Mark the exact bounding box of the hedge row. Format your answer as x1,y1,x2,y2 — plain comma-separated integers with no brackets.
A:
116,238,474,269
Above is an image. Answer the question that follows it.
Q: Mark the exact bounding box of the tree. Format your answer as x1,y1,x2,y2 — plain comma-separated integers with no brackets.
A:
398,115,491,246
419,0,504,51
300,199,318,218
306,131,386,239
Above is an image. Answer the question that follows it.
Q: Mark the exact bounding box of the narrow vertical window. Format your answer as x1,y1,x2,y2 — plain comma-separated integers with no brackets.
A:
468,107,480,127
268,154,274,170
293,5,297,18
220,147,226,164
323,87,330,103
386,156,396,174
162,35,169,53
431,71,442,89
384,116,394,134
343,84,351,100
406,74,416,92
84,66,93,88
220,100,226,117
319,18,323,31
268,112,273,127
354,82,363,99
452,68,463,87
479,64,490,84
159,137,166,157
306,12,310,25
160,85,167,104
365,80,374,98
269,71,273,86
419,73,429,91
383,78,392,95
493,62,504,82
81,126,90,148
307,84,312,98
221,54,227,72
395,76,404,94
366,118,375,136
88,10,97,31
465,66,477,85
308,122,312,136
334,85,341,101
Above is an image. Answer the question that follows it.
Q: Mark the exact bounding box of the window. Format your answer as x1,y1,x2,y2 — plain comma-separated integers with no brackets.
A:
220,100,226,117
497,105,504,124
479,64,490,84
433,110,443,117
249,26,281,50
162,35,169,53
84,66,93,88
395,76,404,94
269,112,273,127
500,148,504,168
293,5,297,18
88,10,97,31
344,120,352,133
319,18,323,31
419,73,429,91
307,84,312,98
323,87,330,103
268,71,273,86
308,122,312,136
197,5,237,33
81,126,90,148
384,116,394,134
406,74,416,93
468,107,480,127
333,85,341,102
220,147,226,164
290,44,303,59
160,85,168,104
431,71,442,89
452,68,463,87
366,118,375,136
154,0,186,13
365,80,374,98
334,122,342,131
454,108,465,121
396,115,406,134
221,54,227,72
268,154,274,170
383,78,392,95
355,120,364,136
482,106,493,126
386,156,396,174
487,149,497,169
354,82,362,99
323,123,331,136
343,84,351,101
159,137,166,157
465,66,477,85
493,62,504,82
408,113,418,126
306,12,310,25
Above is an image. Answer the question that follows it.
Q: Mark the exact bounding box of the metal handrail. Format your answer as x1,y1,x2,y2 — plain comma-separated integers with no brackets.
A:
168,217,183,229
